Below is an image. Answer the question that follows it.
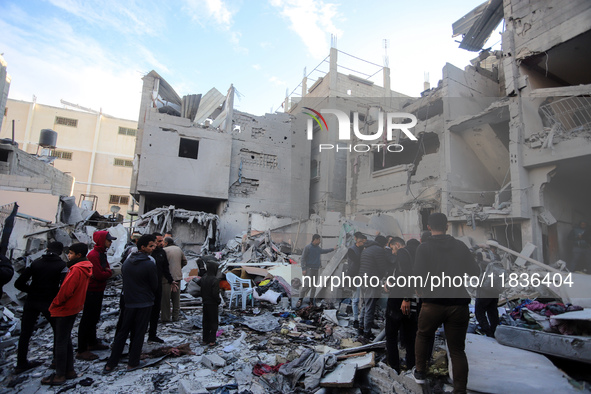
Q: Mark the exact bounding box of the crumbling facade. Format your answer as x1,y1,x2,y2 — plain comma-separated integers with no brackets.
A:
284,0,591,265
130,71,309,244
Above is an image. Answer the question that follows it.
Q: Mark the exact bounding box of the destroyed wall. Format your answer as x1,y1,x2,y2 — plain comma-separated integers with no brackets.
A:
499,0,591,261
0,143,73,196
219,111,308,243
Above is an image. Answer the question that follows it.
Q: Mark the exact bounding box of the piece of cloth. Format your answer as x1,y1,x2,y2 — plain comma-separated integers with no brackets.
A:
107,306,151,368
53,314,76,377
301,243,333,270
475,298,499,337
386,298,417,372
415,303,470,394
49,260,93,317
86,231,113,292
278,347,337,390
163,245,187,281
414,234,478,305
17,300,56,368
202,303,219,344
253,363,284,376
77,291,104,352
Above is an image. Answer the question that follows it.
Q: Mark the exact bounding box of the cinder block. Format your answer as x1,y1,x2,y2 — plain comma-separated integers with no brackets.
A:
179,379,208,394
202,354,226,369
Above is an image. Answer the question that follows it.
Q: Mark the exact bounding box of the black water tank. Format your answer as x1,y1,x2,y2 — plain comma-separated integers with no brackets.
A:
39,128,58,148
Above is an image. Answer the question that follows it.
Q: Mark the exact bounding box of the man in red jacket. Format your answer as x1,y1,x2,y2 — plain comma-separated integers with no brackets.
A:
42,243,93,386
77,231,115,360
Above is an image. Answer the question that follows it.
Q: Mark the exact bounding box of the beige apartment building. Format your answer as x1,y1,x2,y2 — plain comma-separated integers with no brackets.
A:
0,99,137,217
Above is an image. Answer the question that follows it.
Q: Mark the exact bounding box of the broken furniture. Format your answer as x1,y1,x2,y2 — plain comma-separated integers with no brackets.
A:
226,272,254,310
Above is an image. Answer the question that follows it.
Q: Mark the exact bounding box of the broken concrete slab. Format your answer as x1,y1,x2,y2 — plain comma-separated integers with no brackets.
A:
339,352,375,370
320,363,356,388
179,379,209,394
464,333,579,393
494,326,591,364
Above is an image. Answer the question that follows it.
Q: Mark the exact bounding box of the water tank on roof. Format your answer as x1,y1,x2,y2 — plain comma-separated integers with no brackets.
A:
39,128,58,148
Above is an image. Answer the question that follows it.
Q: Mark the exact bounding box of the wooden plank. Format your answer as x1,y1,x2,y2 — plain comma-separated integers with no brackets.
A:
320,363,357,388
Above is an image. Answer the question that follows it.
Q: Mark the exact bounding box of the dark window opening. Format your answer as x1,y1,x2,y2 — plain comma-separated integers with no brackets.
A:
420,208,434,231
373,132,439,173
109,195,130,205
55,116,78,127
179,138,199,160
0,150,9,162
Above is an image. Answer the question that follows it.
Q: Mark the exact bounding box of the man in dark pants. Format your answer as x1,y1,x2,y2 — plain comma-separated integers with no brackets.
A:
413,213,479,394
103,234,158,373
475,243,501,337
14,242,67,374
385,237,418,373
358,235,389,339
77,231,114,360
148,232,174,343
346,232,367,329
196,260,221,345
299,234,335,307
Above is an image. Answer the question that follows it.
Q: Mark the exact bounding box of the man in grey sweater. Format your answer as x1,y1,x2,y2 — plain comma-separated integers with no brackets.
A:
299,234,334,306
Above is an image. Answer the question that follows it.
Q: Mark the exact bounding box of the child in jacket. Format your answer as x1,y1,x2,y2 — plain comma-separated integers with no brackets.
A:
42,243,93,386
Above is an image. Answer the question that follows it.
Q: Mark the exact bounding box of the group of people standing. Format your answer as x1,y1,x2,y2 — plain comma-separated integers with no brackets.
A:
9,229,195,385
301,213,484,394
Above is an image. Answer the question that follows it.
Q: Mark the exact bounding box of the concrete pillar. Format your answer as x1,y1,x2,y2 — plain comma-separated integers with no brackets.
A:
22,99,36,153
383,66,391,97
329,47,338,93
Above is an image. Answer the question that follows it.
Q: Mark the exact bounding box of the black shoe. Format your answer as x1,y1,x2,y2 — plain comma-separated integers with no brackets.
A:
411,367,426,384
148,336,165,343
353,320,359,329
14,360,44,374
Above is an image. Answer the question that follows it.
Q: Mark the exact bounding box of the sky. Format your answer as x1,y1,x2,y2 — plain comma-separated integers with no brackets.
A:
0,0,502,121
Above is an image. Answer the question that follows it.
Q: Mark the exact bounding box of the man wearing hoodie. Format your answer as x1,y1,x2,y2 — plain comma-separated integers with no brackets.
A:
412,213,478,394
41,243,93,386
104,234,158,373
14,242,67,374
77,231,115,360
358,235,389,339
196,260,221,346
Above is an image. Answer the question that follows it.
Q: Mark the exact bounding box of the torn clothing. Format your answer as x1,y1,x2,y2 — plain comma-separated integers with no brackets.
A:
278,348,337,390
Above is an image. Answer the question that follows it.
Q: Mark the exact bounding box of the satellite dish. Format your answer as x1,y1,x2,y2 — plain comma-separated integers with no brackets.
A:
110,205,121,214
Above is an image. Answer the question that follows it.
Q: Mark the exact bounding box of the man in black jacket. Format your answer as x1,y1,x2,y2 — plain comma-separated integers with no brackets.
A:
196,260,221,345
412,213,478,394
385,237,418,373
14,242,67,374
358,235,389,339
104,234,158,373
148,232,175,343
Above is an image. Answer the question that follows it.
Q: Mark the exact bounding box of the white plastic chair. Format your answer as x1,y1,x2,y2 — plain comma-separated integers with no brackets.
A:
225,272,254,310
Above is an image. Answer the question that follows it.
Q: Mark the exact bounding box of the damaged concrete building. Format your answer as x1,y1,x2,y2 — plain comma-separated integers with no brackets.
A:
130,71,310,246
282,0,591,265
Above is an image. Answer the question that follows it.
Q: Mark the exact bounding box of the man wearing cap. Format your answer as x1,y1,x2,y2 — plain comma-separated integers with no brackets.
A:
412,213,478,393
14,242,67,374
77,230,115,360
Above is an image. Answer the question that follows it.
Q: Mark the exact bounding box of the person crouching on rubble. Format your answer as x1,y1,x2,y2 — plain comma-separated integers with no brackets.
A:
42,243,93,386
104,234,158,373
196,260,221,346
77,230,115,361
